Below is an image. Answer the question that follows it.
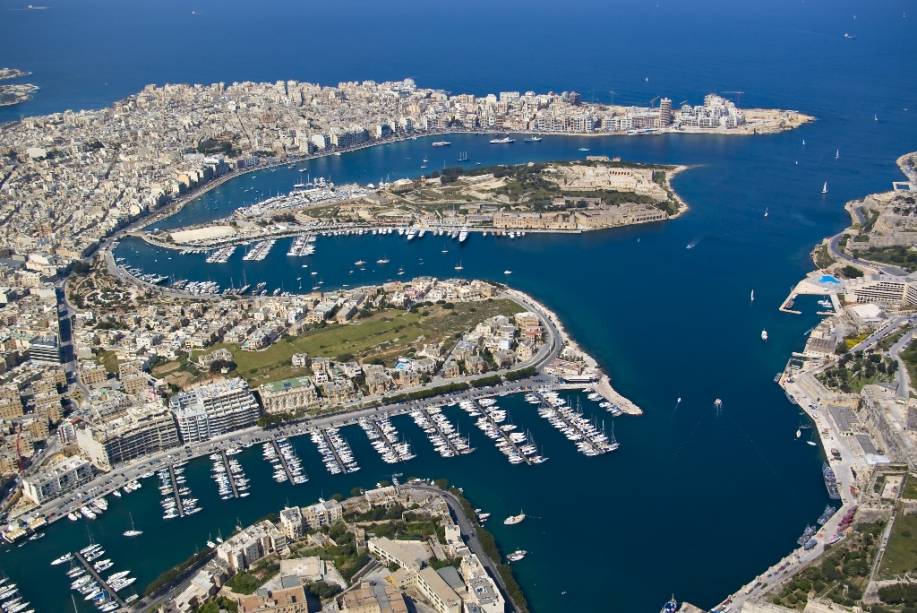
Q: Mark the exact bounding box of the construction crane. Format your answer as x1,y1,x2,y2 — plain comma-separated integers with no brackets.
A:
721,90,745,106
649,96,661,107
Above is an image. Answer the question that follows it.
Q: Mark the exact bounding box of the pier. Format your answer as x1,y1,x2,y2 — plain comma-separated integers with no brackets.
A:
361,418,414,464
475,401,534,466
319,429,348,474
73,551,127,608
420,408,466,456
219,451,239,498
535,393,615,456
271,439,299,484
167,464,185,518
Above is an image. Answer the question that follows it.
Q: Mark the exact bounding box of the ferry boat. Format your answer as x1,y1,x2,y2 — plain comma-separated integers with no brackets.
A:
507,549,527,562
489,136,514,144
504,510,525,525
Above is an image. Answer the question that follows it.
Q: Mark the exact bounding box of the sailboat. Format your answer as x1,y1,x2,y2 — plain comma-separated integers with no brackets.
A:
821,181,829,195
454,261,464,271
874,113,879,122
123,513,142,537
835,148,840,160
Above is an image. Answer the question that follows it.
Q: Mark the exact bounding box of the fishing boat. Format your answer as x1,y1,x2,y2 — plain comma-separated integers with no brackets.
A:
507,549,528,562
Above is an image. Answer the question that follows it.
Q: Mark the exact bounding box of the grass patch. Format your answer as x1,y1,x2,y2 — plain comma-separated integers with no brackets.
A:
193,300,521,386
902,474,917,501
818,350,897,393
96,349,120,374
859,246,917,272
813,242,836,269
770,522,883,610
879,512,917,579
900,340,917,390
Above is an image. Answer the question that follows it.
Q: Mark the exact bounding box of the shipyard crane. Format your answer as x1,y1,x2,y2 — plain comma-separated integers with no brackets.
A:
721,90,745,106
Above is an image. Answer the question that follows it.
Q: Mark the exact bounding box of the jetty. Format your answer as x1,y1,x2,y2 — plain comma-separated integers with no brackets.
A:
360,418,415,464
219,451,239,498
418,407,471,457
468,400,534,466
73,551,127,608
270,439,298,484
167,464,185,518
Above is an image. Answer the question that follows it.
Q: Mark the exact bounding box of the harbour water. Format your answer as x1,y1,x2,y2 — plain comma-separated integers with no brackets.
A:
2,0,917,611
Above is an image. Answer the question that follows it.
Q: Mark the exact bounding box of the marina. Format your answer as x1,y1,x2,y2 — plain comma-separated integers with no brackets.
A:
359,417,416,464
69,547,130,610
410,406,474,458
311,428,360,475
241,239,276,261
529,391,619,456
210,449,250,500
459,399,546,466
205,244,236,264
264,438,308,485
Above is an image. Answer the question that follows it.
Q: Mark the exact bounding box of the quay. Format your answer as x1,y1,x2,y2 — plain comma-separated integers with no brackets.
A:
167,464,185,518
270,439,300,484
73,551,127,608
420,407,471,456
219,451,239,499
476,400,534,466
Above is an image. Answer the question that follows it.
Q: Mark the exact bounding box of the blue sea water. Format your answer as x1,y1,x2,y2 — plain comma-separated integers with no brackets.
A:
1,0,916,611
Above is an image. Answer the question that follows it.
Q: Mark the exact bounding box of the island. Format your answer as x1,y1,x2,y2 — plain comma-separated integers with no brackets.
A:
0,78,811,272
718,152,917,613
0,83,38,107
145,158,687,249
0,68,31,81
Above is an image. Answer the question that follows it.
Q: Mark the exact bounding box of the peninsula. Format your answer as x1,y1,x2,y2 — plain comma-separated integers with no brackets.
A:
146,158,687,249
136,482,525,613
720,152,917,613
0,78,810,273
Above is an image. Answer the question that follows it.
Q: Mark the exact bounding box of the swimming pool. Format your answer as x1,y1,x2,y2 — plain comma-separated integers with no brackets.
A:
819,274,841,284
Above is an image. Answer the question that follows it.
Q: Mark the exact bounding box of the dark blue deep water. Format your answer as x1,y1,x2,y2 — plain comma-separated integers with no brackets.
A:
1,0,916,611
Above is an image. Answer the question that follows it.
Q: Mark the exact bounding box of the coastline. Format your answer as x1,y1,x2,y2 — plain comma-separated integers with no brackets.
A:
715,152,917,612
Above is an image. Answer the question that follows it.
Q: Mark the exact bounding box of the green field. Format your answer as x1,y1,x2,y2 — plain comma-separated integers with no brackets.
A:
880,512,917,579
189,299,522,386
